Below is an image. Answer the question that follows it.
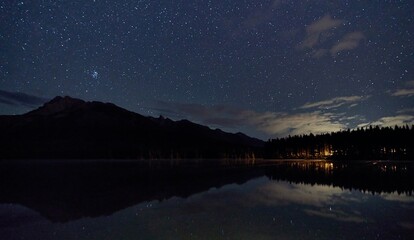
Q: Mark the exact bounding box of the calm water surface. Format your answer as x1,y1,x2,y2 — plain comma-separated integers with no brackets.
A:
0,160,413,239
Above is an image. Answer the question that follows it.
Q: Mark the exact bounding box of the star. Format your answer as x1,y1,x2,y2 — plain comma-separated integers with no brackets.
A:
0,0,412,139
91,70,99,79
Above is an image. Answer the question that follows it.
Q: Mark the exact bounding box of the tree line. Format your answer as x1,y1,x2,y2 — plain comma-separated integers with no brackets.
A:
264,125,414,160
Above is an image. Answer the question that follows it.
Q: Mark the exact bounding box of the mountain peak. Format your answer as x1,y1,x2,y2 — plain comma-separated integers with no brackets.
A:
26,96,85,116
48,96,70,101
49,96,84,105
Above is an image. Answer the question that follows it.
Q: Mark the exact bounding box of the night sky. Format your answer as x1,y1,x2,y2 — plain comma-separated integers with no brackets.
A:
1,0,413,139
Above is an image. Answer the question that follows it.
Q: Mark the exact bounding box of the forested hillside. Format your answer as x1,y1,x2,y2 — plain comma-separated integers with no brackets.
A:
265,125,414,160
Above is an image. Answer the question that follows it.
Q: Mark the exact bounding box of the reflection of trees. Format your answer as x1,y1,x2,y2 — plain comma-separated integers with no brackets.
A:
265,125,414,160
265,160,414,195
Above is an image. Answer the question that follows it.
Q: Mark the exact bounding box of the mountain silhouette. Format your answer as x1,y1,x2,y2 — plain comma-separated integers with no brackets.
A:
0,96,263,159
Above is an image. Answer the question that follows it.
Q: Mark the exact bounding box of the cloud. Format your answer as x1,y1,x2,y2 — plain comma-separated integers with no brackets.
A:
370,115,414,127
0,97,15,106
0,90,49,108
311,49,329,59
391,89,414,97
246,111,345,136
153,101,346,138
397,108,414,114
297,15,365,58
307,15,343,35
330,31,365,55
299,95,368,110
298,14,344,49
155,95,411,138
358,115,414,128
390,81,414,97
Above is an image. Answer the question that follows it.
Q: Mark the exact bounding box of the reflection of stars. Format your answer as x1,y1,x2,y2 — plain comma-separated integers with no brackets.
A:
91,70,99,79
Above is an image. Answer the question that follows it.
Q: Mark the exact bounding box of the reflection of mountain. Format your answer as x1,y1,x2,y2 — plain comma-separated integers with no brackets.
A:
0,160,264,222
0,96,263,159
0,160,412,223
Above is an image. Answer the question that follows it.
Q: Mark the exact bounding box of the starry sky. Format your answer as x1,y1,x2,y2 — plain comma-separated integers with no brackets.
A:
1,0,413,139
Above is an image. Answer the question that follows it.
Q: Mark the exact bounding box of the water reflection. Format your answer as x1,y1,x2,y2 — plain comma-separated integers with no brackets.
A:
265,160,414,195
0,160,413,239
0,160,265,222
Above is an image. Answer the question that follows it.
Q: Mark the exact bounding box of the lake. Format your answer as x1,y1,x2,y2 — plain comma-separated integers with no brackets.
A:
0,160,413,239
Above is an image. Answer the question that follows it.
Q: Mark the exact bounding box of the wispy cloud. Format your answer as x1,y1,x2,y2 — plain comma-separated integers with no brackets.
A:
0,90,48,108
392,89,414,97
390,81,414,97
249,111,345,136
153,101,346,138
298,14,343,50
357,115,414,128
370,115,414,127
397,108,414,114
299,96,368,110
330,31,365,55
297,15,365,58
306,15,343,35
311,48,329,59
153,94,409,139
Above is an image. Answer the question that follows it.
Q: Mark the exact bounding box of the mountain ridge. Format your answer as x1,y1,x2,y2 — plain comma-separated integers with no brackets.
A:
0,96,264,159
